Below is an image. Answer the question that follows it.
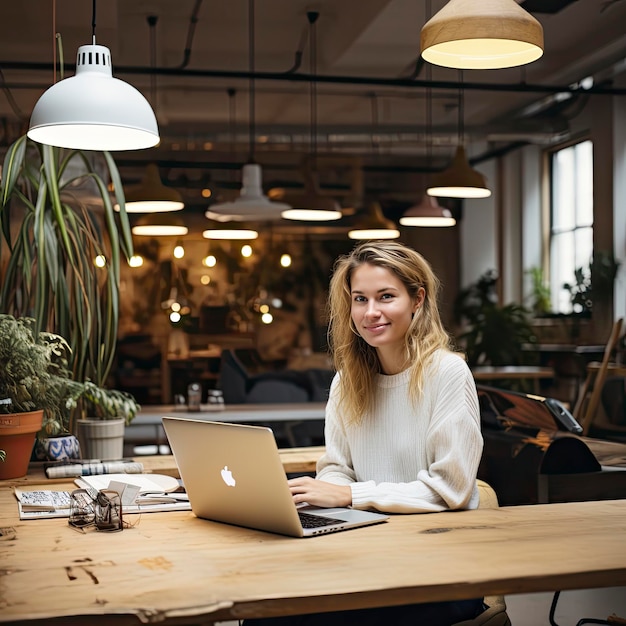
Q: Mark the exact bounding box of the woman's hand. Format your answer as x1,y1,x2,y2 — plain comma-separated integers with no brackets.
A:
288,476,352,508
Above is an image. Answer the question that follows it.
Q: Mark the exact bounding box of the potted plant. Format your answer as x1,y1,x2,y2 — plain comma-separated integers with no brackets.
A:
0,135,133,391
453,270,536,371
0,314,82,479
0,136,140,457
72,381,140,461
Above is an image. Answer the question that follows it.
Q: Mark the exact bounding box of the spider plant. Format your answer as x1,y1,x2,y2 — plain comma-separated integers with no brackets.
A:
0,135,133,389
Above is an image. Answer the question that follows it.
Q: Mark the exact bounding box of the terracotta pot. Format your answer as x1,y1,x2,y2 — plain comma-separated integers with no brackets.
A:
0,409,44,480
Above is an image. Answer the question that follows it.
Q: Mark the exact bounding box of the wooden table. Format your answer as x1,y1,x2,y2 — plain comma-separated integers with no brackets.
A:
472,365,555,393
126,402,327,451
1,482,625,625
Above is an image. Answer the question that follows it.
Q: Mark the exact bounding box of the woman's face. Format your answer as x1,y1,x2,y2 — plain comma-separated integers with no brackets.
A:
350,262,421,356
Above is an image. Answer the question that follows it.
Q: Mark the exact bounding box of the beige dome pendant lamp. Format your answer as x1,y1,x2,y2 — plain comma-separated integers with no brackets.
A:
208,0,289,223
427,71,491,199
132,212,189,237
281,11,342,222
28,0,159,151
118,163,185,213
348,202,400,240
420,0,544,70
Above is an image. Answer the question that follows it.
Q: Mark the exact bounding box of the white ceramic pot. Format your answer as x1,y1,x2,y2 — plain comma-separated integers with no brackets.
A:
76,418,125,461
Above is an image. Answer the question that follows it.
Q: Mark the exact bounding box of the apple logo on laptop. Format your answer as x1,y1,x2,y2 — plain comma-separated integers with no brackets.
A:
220,465,236,487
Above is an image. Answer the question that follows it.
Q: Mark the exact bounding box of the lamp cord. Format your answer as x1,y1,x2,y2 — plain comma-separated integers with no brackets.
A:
307,11,320,169
458,69,464,145
248,0,256,163
148,16,158,111
91,0,97,44
426,0,433,161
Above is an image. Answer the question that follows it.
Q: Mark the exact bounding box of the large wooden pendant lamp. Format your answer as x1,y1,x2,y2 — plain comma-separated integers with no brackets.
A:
421,0,544,70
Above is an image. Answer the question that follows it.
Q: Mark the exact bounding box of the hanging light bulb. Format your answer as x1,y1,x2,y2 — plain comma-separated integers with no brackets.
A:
27,2,159,151
420,0,544,70
173,242,185,259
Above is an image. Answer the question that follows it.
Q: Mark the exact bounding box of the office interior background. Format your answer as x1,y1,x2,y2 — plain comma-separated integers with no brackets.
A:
1,0,625,393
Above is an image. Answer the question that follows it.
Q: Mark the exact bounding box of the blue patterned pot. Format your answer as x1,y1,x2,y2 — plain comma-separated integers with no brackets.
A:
33,435,82,462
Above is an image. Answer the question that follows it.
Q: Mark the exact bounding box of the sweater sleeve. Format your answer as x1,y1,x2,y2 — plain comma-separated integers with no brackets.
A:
319,356,484,514
315,374,357,485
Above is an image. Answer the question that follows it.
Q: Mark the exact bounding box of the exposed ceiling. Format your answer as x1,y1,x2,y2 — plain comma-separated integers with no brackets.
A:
1,0,625,222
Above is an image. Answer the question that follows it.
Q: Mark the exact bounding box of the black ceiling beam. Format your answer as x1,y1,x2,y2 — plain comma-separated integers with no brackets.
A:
2,61,625,97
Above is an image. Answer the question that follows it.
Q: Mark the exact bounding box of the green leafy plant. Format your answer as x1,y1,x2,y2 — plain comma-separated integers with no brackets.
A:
454,270,536,368
73,381,139,426
0,314,82,436
526,266,551,316
564,251,620,314
0,315,139,465
0,135,133,388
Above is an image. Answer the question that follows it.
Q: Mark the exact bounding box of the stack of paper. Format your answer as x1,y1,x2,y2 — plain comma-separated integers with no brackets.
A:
14,474,191,520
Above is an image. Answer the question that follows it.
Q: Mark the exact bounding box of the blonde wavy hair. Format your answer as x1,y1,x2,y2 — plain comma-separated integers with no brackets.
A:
327,240,454,425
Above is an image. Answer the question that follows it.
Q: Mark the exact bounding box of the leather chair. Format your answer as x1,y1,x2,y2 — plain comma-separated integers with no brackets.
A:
452,480,512,626
219,349,314,404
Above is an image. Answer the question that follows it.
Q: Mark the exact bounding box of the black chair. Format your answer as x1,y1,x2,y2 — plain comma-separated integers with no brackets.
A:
219,349,315,404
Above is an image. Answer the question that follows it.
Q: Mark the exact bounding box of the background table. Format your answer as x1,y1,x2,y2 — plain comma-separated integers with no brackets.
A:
126,402,327,452
472,365,555,393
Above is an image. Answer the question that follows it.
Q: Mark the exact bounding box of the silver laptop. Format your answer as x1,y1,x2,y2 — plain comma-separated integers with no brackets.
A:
162,417,389,537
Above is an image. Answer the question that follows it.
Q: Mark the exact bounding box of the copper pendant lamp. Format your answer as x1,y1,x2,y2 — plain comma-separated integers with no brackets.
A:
427,71,491,199
281,12,342,222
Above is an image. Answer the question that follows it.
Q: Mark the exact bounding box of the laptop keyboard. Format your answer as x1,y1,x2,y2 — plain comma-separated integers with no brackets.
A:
298,511,341,528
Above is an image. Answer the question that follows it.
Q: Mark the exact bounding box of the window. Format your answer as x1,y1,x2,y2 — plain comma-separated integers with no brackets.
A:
549,140,593,313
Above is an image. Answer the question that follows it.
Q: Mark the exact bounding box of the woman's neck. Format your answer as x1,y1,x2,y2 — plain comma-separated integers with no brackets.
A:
376,347,409,376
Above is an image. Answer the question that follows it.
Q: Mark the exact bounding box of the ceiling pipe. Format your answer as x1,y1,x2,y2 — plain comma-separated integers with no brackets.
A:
2,60,625,97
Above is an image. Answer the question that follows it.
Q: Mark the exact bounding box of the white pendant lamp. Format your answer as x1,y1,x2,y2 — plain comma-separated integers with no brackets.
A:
208,0,289,222
131,213,188,237
400,195,456,227
115,164,184,213
28,38,159,151
207,163,289,222
281,11,342,222
348,203,400,240
420,0,544,70
427,145,491,198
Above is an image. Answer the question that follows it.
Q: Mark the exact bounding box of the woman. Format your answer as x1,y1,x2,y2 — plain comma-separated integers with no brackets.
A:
248,240,484,625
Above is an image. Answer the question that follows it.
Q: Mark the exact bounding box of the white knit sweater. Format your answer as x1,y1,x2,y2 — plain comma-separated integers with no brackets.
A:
316,350,483,513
